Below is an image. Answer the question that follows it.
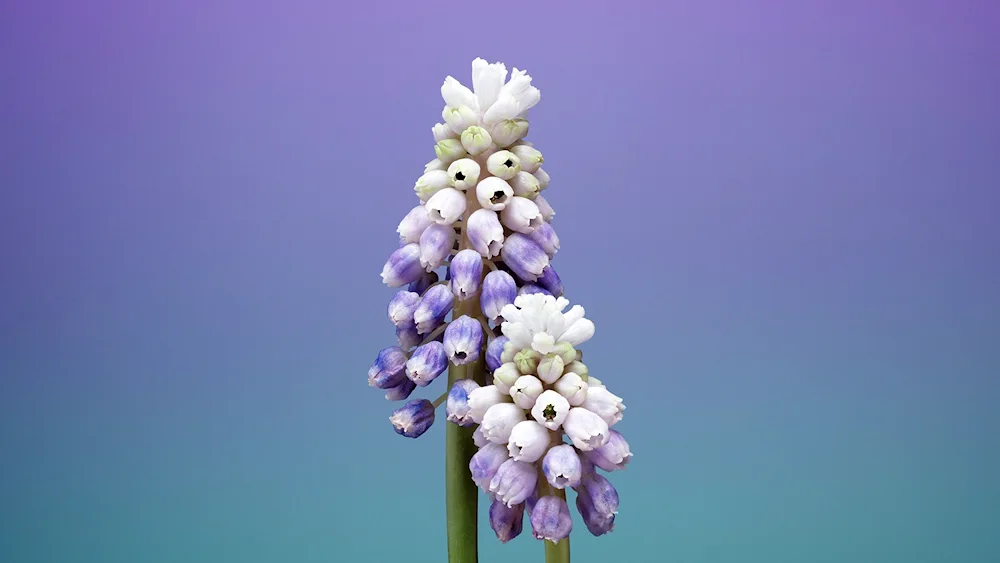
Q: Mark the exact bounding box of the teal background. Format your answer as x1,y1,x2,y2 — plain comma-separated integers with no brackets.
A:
2,0,998,562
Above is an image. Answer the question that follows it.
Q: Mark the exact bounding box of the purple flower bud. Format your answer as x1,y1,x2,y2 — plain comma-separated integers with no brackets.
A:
466,208,505,258
530,496,573,543
419,223,456,271
489,499,525,543
443,315,483,366
574,474,619,536
481,270,517,323
446,379,480,426
380,243,425,287
500,233,549,282
389,399,435,438
387,290,421,328
397,204,433,244
408,271,439,294
489,459,538,507
535,266,563,297
542,444,583,489
470,443,510,490
528,221,560,258
449,249,484,301
584,430,632,472
395,326,422,349
414,284,454,334
518,284,552,297
486,335,509,373
405,341,448,386
384,378,416,401
367,346,408,389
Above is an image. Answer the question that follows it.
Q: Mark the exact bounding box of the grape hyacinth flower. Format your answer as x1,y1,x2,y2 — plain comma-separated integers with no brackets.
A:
365,58,631,563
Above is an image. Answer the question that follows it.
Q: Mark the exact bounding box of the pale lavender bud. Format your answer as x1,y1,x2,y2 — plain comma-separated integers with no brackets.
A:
395,326,422,349
481,270,517,323
554,372,588,406
387,290,421,329
449,249,483,301
405,341,448,386
466,208,505,258
486,335,509,373
509,170,540,199
443,315,483,366
460,125,492,156
500,196,543,234
473,425,489,447
575,474,619,536
530,496,573,543
486,150,521,180
584,429,632,472
534,193,555,221
500,233,549,282
467,385,506,424
563,407,610,451
447,158,480,191
489,458,538,507
481,403,526,444
443,105,478,135
506,420,550,462
510,144,544,173
534,266,563,297
542,444,583,489
528,222,560,258
489,499,525,543
426,187,466,225
434,138,467,164
476,177,514,211
531,389,571,431
417,223,455,271
470,443,510,490
581,386,625,427
510,375,544,410
413,284,454,334
384,377,416,401
518,284,552,297
446,379,480,426
397,205,434,243
432,122,455,142
380,243,424,287
367,346,408,389
390,399,435,438
407,271,439,295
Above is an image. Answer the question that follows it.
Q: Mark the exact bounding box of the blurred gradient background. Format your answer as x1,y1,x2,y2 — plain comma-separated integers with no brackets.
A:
2,0,998,562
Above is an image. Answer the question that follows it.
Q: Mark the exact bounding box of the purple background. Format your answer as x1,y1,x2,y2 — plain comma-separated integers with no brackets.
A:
2,1,998,562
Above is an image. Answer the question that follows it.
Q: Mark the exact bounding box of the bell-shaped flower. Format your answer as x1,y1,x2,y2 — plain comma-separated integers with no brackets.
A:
414,169,450,202
500,233,549,282
407,270,438,294
426,187,466,225
443,105,478,135
466,208,505,258
509,171,540,199
481,270,517,323
489,499,525,543
486,150,521,180
481,403,526,444
460,125,492,155
554,372,588,406
384,377,416,401
387,290,421,329
469,442,510,490
585,429,632,472
443,315,483,366
542,444,582,489
500,196,543,234
574,474,619,536
424,158,444,173
434,138,467,164
390,399,435,438
447,158,480,191
564,360,588,380
529,496,573,543
418,223,456,271
467,384,506,424
533,168,550,190
413,284,454,334
581,386,625,427
534,193,555,221
446,379,480,426
449,249,483,301
562,407,610,451
535,265,563,296
510,144,544,173
506,420,550,462
367,345,408,389
510,375,543,410
488,458,537,507
489,119,524,148
381,243,424,287
405,341,448,386
473,426,489,447
476,177,514,211
395,326,422,349
531,389,571,431
486,335,509,373
397,205,434,243
528,222,559,258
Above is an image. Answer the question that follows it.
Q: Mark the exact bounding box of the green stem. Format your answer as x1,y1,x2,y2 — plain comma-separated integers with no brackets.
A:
543,487,571,563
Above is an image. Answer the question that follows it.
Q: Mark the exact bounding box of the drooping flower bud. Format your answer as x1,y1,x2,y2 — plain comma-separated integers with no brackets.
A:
542,444,582,489
530,496,573,543
489,499,525,543
476,177,514,211
380,243,424,287
554,372,588,406
507,420,550,462
387,290,421,329
510,375,544,410
486,335,508,373
447,158,480,191
426,187,467,225
397,205,434,243
466,208,505,258
535,265,563,296
449,249,483,301
443,105,478,135
446,379,480,427
432,122,455,142
460,125,493,155
489,458,538,507
413,284,454,334
470,442,510,490
443,315,484,366
367,346,408,389
562,407,610,451
585,429,632,472
481,270,517,323
434,138,467,164
405,341,448,386
500,233,549,282
395,326,422,350
528,222,560,258
418,223,456,271
500,196,543,234
424,158,445,173
509,144,544,173
414,169,450,202
390,399,435,438
518,284,552,297
384,377,416,401
533,167,550,190
581,386,625,427
534,193,555,221
467,385,506,424
407,270,439,294
509,171,540,199
574,474,619,536
481,403,526,444
531,389,571,431
473,425,489,447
